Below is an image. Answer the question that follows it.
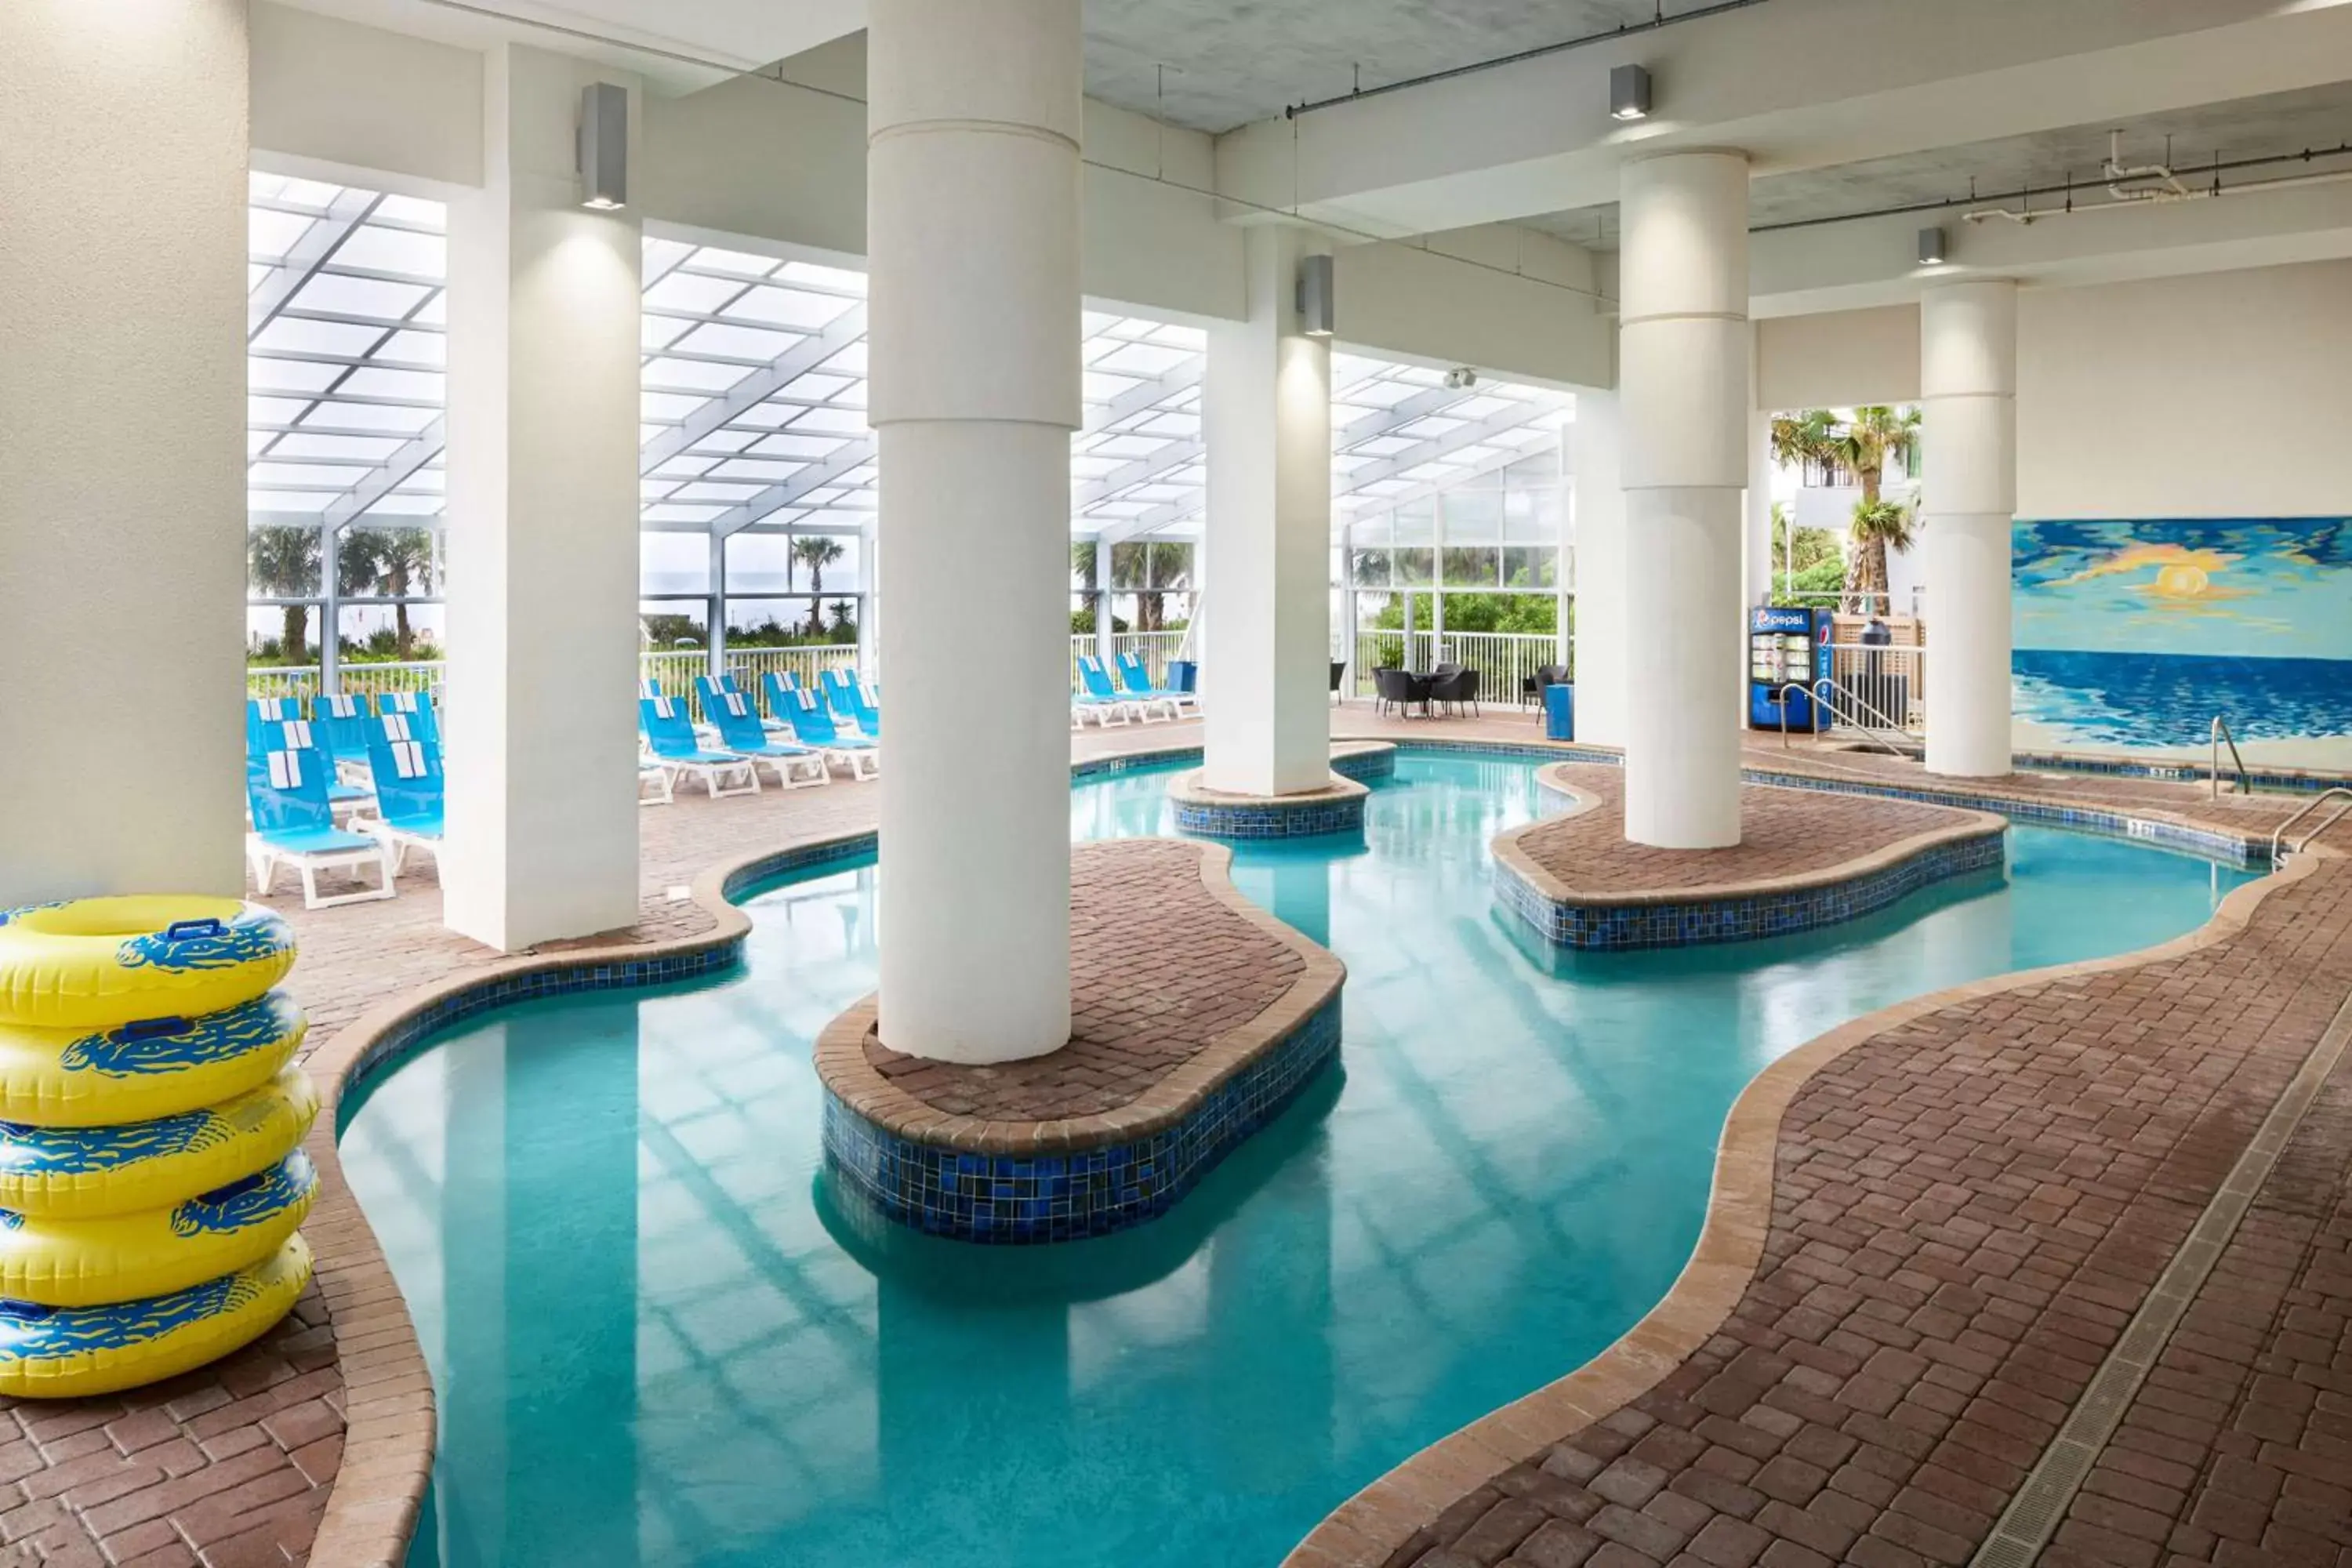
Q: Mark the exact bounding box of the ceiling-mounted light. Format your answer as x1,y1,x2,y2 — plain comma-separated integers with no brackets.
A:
1296,253,1335,337
578,82,628,211
1609,64,1652,122
1917,225,1947,266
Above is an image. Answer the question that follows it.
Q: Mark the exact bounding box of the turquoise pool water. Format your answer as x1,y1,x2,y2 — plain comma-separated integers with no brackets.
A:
343,752,2256,1568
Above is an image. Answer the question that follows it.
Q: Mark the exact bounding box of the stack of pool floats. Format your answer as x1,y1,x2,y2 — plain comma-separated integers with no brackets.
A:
0,898,318,1398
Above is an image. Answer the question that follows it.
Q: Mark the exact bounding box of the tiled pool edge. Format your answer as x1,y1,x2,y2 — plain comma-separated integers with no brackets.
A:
1164,742,1395,841
1491,767,2010,950
811,838,1348,1243
1278,848,2333,1568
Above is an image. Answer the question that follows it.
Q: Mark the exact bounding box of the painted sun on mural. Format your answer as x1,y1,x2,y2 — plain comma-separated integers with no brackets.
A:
2010,518,2352,769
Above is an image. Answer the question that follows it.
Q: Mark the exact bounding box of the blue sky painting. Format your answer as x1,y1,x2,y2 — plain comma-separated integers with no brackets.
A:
2013,517,2352,660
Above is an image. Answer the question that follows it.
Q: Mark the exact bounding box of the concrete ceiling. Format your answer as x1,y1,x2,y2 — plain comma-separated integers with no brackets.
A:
1082,0,1670,133
1528,79,2352,249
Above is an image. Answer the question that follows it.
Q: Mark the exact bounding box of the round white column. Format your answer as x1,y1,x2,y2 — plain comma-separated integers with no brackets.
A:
868,0,1080,1063
1920,280,2017,779
1618,151,1750,849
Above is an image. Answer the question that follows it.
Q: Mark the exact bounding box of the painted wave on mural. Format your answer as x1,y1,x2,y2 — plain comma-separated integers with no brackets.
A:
2012,519,2352,757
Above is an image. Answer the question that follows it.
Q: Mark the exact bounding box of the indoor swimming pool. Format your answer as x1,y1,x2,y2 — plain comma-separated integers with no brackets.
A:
339,750,2258,1568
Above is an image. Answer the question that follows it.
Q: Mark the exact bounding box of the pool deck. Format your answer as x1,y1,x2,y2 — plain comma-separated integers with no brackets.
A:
11,706,2348,1567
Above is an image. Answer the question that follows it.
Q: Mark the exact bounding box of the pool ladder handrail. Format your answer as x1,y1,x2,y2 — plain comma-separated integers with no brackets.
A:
2269,787,2352,866
2209,714,2249,799
1776,681,1911,759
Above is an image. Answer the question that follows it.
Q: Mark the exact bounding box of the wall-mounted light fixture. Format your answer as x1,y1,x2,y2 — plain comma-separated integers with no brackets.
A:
578,82,628,211
1609,64,1652,122
1917,225,1947,266
1296,253,1335,337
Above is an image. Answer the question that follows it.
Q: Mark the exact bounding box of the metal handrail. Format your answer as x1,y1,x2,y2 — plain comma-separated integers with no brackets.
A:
2210,715,2249,799
1778,680,1912,759
2270,787,2352,865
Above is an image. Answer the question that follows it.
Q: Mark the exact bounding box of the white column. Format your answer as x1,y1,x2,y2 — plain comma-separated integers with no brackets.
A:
1920,280,2017,779
1202,226,1332,797
1570,392,1626,746
1618,151,1750,849
707,531,728,677
869,0,1079,1064
444,46,644,952
0,0,248,905
1741,322,1774,721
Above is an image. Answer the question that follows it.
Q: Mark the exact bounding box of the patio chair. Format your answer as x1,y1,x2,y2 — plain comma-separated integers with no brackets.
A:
760,670,804,723
309,694,376,777
1075,655,1140,725
639,695,760,798
698,672,793,737
248,713,371,815
1373,666,1430,718
1521,662,1570,710
1114,652,1194,719
377,690,440,746
1428,664,1480,718
640,677,663,699
639,760,676,807
704,684,829,789
1330,659,1347,706
822,668,882,739
245,746,396,909
782,688,880,780
356,713,445,881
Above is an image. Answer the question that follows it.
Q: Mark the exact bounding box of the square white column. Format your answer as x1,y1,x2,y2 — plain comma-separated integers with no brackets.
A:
1203,227,1332,797
0,0,248,904
443,46,644,951
1570,392,1627,748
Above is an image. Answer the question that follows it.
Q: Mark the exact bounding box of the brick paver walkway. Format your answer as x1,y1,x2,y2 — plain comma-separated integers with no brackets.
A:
16,706,2347,1567
1511,767,1985,895
857,838,1308,1123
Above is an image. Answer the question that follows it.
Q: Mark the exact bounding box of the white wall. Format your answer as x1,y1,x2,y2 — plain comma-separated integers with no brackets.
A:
251,1,482,188
1,0,250,904
2016,260,2352,518
1759,306,1919,411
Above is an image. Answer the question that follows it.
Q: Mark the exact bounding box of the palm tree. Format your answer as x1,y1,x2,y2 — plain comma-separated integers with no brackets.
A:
1769,408,1841,478
247,527,321,665
791,535,845,636
348,528,438,658
1831,405,1920,509
1844,497,1915,616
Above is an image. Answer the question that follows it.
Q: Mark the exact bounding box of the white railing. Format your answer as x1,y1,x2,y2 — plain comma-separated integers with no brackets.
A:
1348,631,1561,704
1111,630,1188,688
244,662,444,702
637,650,710,715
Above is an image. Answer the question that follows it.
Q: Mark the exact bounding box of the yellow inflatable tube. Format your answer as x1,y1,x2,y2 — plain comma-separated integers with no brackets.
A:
0,1069,319,1221
0,898,295,1030
0,1152,314,1308
0,1235,312,1399
0,991,305,1128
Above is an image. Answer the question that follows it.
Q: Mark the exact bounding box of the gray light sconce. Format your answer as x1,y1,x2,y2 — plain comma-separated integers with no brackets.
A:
1610,64,1652,122
1917,226,1947,266
578,82,628,211
1297,253,1335,337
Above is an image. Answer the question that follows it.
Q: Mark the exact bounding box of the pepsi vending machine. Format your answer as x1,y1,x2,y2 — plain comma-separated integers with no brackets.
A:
1748,606,1831,730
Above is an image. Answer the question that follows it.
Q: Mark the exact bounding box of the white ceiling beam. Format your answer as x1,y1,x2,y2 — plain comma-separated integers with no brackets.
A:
249,188,379,337
640,304,869,472
709,441,875,536
324,418,446,529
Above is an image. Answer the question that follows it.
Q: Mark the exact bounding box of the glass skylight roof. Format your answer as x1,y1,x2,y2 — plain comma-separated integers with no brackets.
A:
248,183,1573,543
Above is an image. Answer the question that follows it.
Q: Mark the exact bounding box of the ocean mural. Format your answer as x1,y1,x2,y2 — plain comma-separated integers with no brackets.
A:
2011,518,2352,769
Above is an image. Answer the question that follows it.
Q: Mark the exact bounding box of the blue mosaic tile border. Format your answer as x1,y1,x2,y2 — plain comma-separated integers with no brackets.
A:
2008,750,2352,795
1173,791,1366,840
1330,746,1398,783
1494,827,2007,951
821,993,1343,1244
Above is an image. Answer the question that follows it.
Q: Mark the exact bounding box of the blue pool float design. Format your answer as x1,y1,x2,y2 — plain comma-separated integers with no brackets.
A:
57,993,296,1079
113,913,290,978
0,1109,233,1176
170,1154,312,1239
0,903,66,930
0,1269,264,1357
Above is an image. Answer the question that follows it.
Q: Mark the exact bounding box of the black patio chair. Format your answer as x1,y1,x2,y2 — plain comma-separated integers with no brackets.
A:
1330,659,1348,705
1428,665,1480,718
1373,666,1430,718
1520,662,1570,707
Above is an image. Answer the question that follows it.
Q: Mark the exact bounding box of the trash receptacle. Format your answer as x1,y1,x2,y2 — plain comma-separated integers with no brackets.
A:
1167,659,1198,693
1543,682,1574,742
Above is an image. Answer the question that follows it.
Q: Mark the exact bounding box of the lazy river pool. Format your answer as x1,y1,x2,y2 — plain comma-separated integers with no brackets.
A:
340,749,2256,1568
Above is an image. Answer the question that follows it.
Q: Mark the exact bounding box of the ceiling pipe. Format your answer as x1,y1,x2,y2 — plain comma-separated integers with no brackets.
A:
1962,164,2352,227
1283,0,1772,119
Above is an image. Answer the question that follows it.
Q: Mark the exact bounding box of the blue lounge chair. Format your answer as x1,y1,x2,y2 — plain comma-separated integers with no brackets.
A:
1074,655,1139,726
639,695,759,798
782,688,879,780
702,684,829,789
377,690,440,747
357,714,446,881
639,677,663,699
245,746,395,909
821,668,881,739
697,673,792,737
1116,652,1196,718
248,712,370,815
760,670,804,723
310,692,376,764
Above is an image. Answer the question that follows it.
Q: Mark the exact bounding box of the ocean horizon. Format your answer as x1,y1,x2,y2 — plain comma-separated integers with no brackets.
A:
2012,648,2352,748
